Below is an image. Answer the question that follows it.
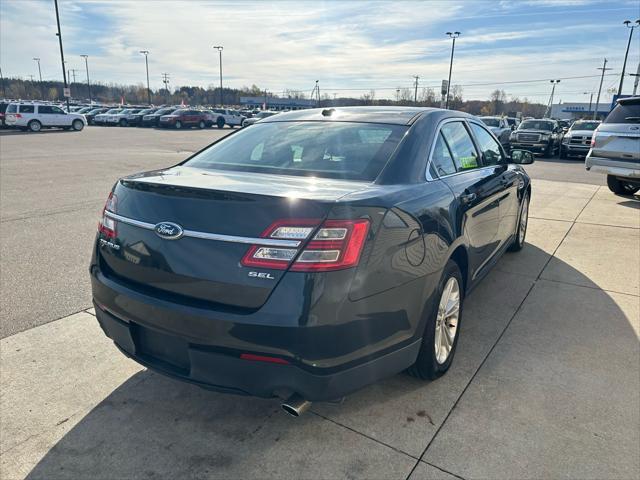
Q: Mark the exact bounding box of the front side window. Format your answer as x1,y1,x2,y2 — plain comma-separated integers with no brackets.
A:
440,122,480,171
470,123,504,166
38,106,55,114
184,121,408,181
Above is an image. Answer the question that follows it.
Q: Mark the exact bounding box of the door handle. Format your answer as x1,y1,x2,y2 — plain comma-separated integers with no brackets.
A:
460,192,477,204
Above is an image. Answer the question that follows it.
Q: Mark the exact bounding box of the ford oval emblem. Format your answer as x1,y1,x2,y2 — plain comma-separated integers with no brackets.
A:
154,222,184,240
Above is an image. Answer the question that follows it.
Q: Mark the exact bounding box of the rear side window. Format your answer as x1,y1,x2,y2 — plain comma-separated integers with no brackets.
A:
605,102,640,124
440,122,480,171
6,104,17,113
19,105,35,113
469,123,504,166
431,133,457,176
184,121,408,181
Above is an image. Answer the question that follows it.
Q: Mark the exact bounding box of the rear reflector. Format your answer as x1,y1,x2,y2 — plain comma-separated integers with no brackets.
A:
98,192,117,239
241,218,370,272
240,353,290,365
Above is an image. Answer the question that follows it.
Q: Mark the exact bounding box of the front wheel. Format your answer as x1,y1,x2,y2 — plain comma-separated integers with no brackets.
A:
216,117,225,129
175,121,182,129
407,260,463,380
119,119,128,127
607,175,639,195
198,120,205,129
509,191,529,252
72,119,84,131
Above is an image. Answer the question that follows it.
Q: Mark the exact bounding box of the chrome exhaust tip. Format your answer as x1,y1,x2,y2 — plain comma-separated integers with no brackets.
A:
281,394,312,417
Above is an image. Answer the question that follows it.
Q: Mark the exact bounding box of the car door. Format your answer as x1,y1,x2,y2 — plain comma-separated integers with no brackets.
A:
50,105,69,126
468,121,520,249
36,105,56,126
435,120,503,278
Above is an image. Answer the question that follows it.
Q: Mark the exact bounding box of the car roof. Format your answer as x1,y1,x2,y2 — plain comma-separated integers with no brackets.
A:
617,96,640,106
260,106,443,125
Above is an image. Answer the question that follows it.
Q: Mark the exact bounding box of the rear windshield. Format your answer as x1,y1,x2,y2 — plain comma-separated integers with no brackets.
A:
519,120,554,131
184,121,408,181
480,118,500,127
605,102,640,124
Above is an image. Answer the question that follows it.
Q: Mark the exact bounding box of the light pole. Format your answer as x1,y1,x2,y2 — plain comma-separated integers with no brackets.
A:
315,80,319,107
33,57,43,99
445,31,460,109
583,91,594,118
80,55,91,104
213,46,223,107
545,79,560,117
413,75,419,104
618,20,640,95
54,0,70,111
139,50,151,105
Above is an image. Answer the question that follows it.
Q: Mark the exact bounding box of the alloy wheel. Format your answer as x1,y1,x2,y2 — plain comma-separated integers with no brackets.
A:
434,277,460,364
518,197,529,245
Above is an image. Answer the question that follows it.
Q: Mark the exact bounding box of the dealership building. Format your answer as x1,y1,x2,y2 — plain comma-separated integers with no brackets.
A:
240,96,316,111
550,101,612,120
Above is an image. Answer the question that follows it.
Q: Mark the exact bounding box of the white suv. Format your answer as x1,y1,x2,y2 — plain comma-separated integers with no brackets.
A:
4,103,86,132
211,108,245,128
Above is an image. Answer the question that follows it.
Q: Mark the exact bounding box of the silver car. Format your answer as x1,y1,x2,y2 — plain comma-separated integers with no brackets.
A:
586,97,640,195
478,116,511,147
560,120,600,159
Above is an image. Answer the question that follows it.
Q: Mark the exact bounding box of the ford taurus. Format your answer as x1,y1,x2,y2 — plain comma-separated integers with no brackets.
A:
90,107,533,416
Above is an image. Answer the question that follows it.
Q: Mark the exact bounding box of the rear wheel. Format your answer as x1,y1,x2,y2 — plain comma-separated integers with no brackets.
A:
72,119,84,131
198,120,205,129
509,191,529,252
175,120,182,129
408,260,463,380
28,120,42,132
607,175,639,195
216,117,225,129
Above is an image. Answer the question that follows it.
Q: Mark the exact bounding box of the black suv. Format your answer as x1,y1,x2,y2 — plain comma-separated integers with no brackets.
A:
509,118,562,157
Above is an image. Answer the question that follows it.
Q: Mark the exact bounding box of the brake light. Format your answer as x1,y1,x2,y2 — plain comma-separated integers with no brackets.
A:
241,218,370,272
590,134,596,147
98,192,117,239
240,353,290,365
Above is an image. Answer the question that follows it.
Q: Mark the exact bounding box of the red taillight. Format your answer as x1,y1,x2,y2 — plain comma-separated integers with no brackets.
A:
241,218,370,272
590,135,596,147
97,192,117,239
240,353,290,365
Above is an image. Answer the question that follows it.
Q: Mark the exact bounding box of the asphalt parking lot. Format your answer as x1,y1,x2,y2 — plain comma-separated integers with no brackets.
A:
1,127,638,479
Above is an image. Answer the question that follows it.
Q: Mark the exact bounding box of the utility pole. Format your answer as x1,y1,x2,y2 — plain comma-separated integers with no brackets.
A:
445,31,460,109
618,20,639,95
545,79,560,117
632,61,640,96
583,92,594,118
33,57,43,99
54,0,70,110
213,46,223,107
161,73,170,102
264,89,268,110
69,69,78,84
594,58,611,120
80,55,91,103
413,76,419,104
316,80,320,107
28,75,35,82
396,87,400,103
139,50,151,105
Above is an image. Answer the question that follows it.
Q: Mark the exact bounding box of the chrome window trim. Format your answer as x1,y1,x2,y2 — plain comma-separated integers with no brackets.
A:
104,211,302,247
425,118,485,181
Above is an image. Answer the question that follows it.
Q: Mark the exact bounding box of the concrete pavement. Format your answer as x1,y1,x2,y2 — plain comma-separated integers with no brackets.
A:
1,179,638,479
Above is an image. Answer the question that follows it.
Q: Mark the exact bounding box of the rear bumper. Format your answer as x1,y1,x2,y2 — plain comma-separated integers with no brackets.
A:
90,264,429,401
95,303,421,401
585,155,640,179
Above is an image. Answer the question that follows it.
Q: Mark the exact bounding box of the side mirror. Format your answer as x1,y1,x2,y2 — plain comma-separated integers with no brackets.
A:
510,149,534,165
511,125,515,131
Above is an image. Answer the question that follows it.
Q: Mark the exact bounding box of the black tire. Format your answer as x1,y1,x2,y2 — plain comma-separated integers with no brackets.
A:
216,117,225,129
28,120,42,132
198,120,205,129
72,119,84,131
543,142,553,158
407,260,463,380
607,175,639,195
119,118,128,127
509,191,530,252
175,120,182,129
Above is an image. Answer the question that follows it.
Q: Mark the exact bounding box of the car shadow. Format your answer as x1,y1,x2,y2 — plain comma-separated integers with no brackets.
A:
23,244,639,479
0,129,74,136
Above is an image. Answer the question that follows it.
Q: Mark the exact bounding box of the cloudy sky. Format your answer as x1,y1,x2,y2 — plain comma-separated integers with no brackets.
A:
1,0,638,103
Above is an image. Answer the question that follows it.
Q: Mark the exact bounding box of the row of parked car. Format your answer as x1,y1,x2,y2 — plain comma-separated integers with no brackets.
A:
478,115,601,159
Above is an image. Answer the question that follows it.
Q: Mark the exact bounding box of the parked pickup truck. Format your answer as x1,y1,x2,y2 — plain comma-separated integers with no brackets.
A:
210,109,246,128
586,97,640,195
